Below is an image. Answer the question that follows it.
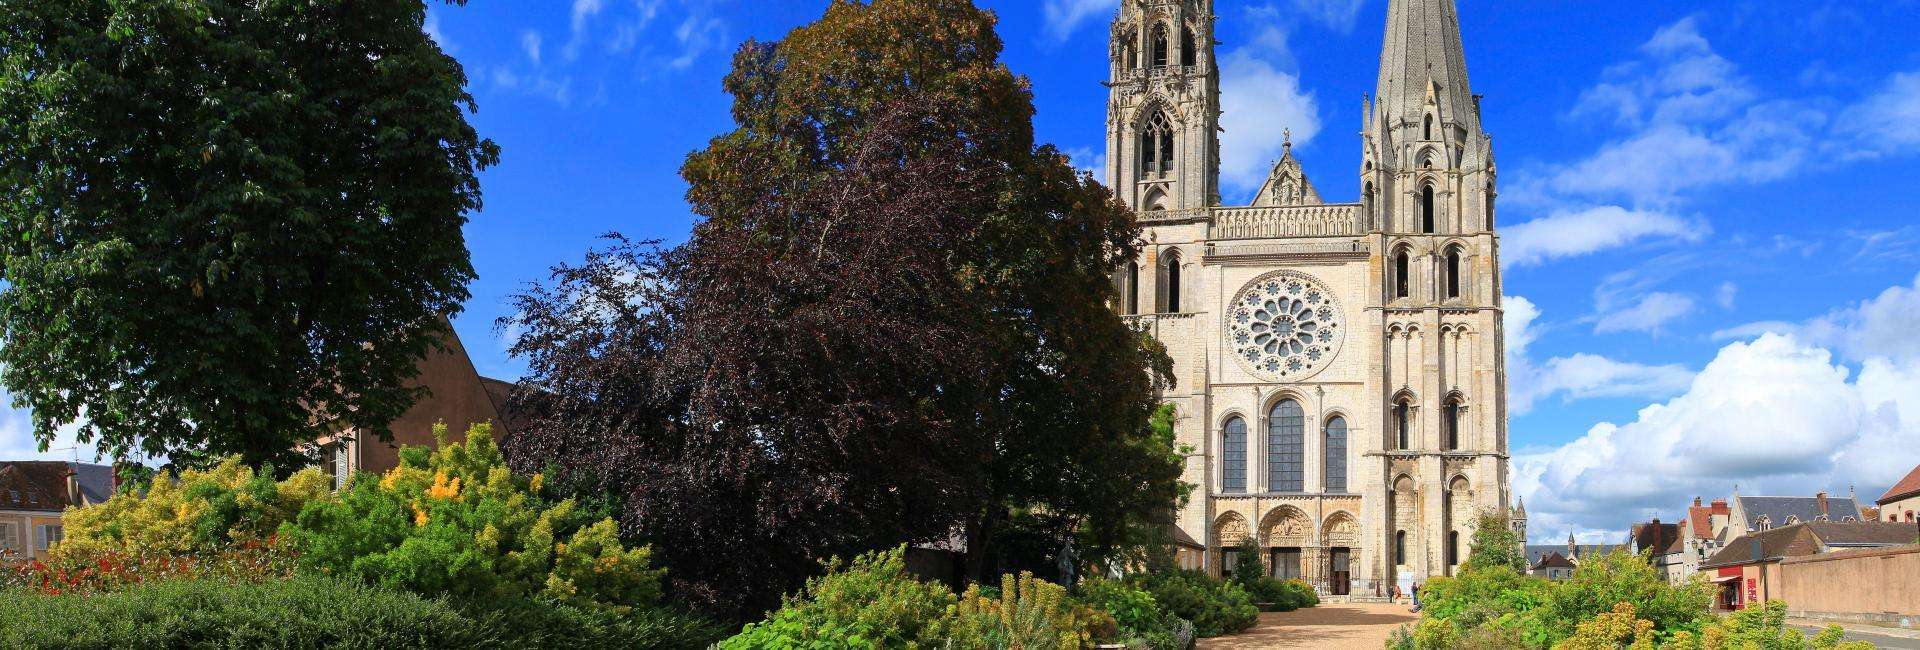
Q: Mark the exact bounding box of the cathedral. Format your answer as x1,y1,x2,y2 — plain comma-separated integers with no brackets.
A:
1105,0,1516,594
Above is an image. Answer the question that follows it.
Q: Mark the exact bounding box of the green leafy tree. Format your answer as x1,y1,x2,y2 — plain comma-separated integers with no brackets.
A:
0,0,498,468
1464,511,1528,573
1540,550,1713,644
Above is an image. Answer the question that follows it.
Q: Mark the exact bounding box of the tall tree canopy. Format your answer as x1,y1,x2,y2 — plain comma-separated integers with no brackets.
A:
504,0,1182,619
0,0,497,467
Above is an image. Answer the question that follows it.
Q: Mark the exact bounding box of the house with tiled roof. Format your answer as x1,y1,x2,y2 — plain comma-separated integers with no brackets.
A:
312,326,522,487
0,461,115,560
1878,463,1920,523
1727,490,1863,534
1529,551,1575,580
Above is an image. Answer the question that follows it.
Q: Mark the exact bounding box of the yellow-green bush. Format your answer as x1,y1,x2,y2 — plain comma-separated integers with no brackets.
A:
943,572,1118,649
58,456,331,556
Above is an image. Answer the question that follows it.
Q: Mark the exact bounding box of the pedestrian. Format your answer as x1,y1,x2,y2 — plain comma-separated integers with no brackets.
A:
1411,583,1423,613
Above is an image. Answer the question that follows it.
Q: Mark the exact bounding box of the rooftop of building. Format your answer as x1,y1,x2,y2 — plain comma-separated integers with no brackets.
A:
1702,520,1917,569
1878,464,1920,505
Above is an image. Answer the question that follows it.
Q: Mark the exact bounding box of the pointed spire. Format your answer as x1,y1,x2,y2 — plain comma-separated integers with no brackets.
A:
1515,497,1527,517
1376,0,1475,127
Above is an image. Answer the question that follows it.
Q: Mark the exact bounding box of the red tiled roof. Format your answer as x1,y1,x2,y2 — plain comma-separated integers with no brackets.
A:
1878,464,1920,505
0,462,74,512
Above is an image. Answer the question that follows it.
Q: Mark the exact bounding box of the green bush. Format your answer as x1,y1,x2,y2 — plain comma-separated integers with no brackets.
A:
1077,578,1188,649
0,575,493,648
944,572,1118,649
476,597,729,649
59,457,333,556
285,424,664,608
720,546,957,649
1539,550,1712,644
1125,570,1258,638
1407,551,1721,649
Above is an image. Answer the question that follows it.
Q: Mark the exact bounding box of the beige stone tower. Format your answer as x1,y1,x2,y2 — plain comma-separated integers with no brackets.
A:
1111,0,1511,596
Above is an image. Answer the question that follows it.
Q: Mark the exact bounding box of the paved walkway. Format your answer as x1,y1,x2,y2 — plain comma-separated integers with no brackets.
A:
1197,602,1419,650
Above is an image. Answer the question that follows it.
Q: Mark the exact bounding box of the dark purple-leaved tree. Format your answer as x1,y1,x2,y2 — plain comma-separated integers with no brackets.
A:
503,0,1184,619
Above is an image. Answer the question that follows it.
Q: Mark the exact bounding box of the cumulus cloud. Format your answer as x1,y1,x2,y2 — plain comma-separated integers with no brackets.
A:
1714,273,1920,364
1041,0,1110,43
1517,333,1920,541
1501,205,1700,267
669,15,725,70
1218,21,1320,195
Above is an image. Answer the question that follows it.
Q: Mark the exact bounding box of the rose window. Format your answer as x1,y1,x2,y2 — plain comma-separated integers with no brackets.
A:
1228,271,1345,381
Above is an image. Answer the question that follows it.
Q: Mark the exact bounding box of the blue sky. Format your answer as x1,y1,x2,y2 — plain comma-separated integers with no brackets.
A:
8,0,1920,543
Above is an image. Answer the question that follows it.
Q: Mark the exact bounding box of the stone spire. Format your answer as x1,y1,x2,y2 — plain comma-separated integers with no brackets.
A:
1374,0,1476,134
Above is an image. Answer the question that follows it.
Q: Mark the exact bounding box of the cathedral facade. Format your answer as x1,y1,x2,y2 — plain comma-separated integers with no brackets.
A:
1105,0,1515,594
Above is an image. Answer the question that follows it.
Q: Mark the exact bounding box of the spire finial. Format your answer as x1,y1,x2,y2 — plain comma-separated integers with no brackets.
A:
1283,128,1292,152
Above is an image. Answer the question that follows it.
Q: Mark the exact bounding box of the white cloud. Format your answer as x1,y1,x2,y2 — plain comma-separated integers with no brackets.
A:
1594,291,1695,335
1501,205,1700,267
423,10,453,52
520,30,543,64
0,405,91,462
563,0,606,61
1516,332,1920,541
670,15,725,70
608,0,664,55
1289,0,1367,33
1041,0,1111,43
1065,147,1106,179
1837,70,1920,157
1218,22,1320,194
1715,273,1920,365
1504,295,1695,415
1715,282,1738,309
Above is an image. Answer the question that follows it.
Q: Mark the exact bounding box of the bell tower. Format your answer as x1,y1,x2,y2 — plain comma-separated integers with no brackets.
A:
1106,0,1219,212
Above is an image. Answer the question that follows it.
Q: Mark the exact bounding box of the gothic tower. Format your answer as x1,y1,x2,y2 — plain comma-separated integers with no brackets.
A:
1106,0,1219,212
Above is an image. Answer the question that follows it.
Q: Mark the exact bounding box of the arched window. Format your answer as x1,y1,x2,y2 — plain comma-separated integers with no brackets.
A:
1126,263,1140,315
1222,417,1248,494
1268,400,1305,493
1161,250,1183,313
1421,185,1436,234
1139,112,1174,177
1447,530,1460,566
1424,114,1434,140
1181,26,1197,66
1324,416,1348,493
1484,184,1495,229
1442,398,1461,451
1394,399,1412,450
1445,247,1463,299
1151,23,1169,67
1394,531,1408,565
1393,249,1411,300
1124,41,1138,70
1363,182,1376,229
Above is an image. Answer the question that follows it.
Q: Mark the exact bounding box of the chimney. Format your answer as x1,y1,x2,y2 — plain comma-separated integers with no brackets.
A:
1817,491,1829,516
1694,497,1703,507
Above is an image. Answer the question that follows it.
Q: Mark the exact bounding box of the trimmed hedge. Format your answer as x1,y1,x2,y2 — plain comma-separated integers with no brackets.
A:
0,575,726,650
0,575,490,649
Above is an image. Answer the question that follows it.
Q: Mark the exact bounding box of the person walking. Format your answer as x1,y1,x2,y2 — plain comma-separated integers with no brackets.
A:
1411,583,1423,613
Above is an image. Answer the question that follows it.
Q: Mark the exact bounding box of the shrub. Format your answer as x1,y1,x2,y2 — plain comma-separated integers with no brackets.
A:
477,597,730,649
720,546,957,649
1077,578,1188,648
1539,550,1712,643
3,537,294,596
1126,569,1258,638
1553,602,1656,650
943,572,1117,649
285,423,664,608
1672,601,1872,650
0,575,495,648
58,457,332,556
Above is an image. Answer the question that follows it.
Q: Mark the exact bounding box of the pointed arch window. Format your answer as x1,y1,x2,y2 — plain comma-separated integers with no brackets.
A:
1324,416,1348,493
1268,400,1305,493
1151,23,1169,67
1421,185,1436,234
1222,417,1248,494
1140,111,1174,177
1394,398,1412,450
1447,530,1461,567
1181,26,1197,66
1445,247,1463,299
1124,41,1138,70
1164,253,1182,313
1393,249,1410,300
1363,182,1377,230
1484,183,1496,229
1394,531,1408,565
1424,114,1435,140
1442,398,1461,451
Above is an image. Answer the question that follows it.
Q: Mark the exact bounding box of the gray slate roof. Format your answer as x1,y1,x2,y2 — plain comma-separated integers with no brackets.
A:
70,462,114,504
1738,496,1862,530
1525,544,1628,567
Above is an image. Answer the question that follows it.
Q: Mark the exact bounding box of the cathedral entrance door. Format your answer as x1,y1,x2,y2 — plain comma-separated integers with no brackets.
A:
1328,547,1351,595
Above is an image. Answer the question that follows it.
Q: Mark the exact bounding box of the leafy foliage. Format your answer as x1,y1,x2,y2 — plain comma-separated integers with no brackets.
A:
1662,602,1872,650
500,0,1178,618
944,572,1118,649
1125,570,1259,638
1539,551,1713,643
1554,602,1657,650
287,424,662,608
1406,549,1724,649
0,0,498,468
720,546,958,649
58,458,332,556
1464,511,1528,574
4,538,294,596
1076,578,1189,649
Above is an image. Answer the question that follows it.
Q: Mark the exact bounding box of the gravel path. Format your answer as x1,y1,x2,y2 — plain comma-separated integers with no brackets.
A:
1196,602,1420,650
